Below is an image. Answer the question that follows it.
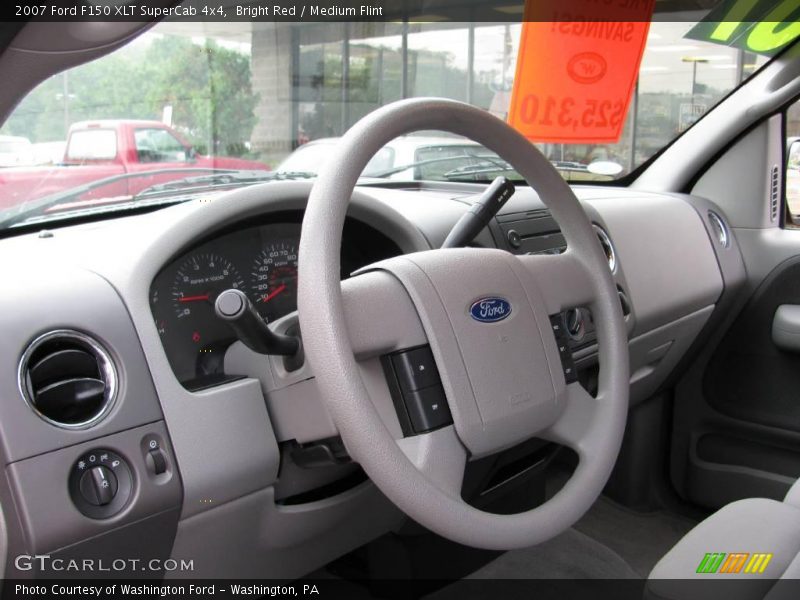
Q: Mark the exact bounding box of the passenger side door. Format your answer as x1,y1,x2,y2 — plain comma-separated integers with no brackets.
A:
671,100,800,509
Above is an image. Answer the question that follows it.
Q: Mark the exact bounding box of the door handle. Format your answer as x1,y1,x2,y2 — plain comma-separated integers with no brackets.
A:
772,305,800,351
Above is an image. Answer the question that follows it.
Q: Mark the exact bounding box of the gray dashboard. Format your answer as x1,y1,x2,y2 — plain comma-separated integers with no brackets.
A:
0,179,735,578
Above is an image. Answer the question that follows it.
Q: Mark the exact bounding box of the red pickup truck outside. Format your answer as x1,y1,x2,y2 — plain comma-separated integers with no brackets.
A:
0,120,269,210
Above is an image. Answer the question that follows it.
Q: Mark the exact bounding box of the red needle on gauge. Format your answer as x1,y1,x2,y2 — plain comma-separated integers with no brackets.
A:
262,284,286,303
178,294,210,303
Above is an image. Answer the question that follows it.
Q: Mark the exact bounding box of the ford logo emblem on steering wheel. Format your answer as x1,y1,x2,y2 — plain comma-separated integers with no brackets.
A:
469,297,512,323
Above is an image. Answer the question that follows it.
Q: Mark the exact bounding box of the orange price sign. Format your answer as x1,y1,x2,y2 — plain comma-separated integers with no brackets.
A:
508,1,655,143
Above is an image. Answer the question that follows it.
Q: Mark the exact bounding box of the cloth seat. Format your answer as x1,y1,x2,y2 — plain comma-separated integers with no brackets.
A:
647,480,800,600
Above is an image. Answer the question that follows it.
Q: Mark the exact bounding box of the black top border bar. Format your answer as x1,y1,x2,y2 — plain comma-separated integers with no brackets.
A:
2,0,794,23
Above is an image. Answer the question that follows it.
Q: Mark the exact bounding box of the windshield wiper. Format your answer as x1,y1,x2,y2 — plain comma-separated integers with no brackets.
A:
443,163,519,181
133,169,316,198
442,159,600,182
368,154,509,178
0,167,312,229
0,167,243,228
132,171,261,197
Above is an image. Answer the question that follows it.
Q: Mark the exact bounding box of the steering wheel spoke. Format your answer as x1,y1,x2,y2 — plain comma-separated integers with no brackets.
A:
341,270,428,359
540,383,603,452
397,426,467,498
516,251,595,315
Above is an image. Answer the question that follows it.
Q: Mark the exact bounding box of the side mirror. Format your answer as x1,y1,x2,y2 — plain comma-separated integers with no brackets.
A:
186,146,197,162
587,160,623,177
787,139,800,218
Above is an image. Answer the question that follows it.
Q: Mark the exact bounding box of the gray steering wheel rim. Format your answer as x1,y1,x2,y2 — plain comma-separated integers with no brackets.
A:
298,98,628,550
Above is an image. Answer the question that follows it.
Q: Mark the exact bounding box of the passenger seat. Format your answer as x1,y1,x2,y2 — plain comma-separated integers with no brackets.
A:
647,479,800,599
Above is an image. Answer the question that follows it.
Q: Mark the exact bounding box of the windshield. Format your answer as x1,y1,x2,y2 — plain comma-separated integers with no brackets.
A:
0,7,783,227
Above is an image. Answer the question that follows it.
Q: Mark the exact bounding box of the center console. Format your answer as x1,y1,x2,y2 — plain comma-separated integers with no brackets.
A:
489,205,632,365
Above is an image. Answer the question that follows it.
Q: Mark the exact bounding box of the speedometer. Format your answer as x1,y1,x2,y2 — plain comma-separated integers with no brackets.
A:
251,241,298,321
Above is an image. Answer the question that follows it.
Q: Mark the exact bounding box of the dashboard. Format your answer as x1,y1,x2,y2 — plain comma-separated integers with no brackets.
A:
0,179,736,581
149,214,402,390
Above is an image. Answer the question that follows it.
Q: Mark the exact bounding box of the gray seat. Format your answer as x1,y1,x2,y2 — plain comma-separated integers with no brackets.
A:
647,480,800,600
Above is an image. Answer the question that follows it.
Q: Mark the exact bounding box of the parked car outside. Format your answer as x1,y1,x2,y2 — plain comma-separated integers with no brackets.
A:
0,135,34,167
277,135,616,183
30,141,66,166
0,120,269,210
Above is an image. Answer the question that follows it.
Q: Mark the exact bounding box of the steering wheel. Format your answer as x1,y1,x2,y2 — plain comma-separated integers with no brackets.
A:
298,98,629,550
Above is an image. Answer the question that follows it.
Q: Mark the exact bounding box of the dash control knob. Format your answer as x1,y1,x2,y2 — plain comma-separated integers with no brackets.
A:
79,465,118,506
69,449,132,519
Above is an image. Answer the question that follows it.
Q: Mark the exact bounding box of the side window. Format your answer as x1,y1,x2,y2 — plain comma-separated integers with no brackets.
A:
788,100,800,223
134,128,188,163
66,129,117,161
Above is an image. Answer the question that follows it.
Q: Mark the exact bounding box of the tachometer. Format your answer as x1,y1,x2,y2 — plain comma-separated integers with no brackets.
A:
172,253,244,322
251,241,298,321
151,251,245,388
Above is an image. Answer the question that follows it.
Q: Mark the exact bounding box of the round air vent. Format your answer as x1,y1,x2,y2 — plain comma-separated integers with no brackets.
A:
593,224,617,272
18,330,118,429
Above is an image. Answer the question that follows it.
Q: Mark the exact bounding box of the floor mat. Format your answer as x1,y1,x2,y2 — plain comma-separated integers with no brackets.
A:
322,493,700,598
425,528,641,600
427,494,697,599
460,528,638,579
574,496,697,577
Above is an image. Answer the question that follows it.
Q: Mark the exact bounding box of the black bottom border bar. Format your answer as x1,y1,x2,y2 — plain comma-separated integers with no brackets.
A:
3,578,800,600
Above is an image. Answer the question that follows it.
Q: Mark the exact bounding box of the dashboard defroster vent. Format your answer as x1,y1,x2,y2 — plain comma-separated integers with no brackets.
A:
18,330,118,429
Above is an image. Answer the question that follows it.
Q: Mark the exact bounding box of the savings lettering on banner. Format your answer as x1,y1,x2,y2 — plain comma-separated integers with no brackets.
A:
508,0,655,144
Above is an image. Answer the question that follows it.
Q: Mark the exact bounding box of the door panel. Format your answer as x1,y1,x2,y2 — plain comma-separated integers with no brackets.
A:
670,114,800,510
674,250,800,509
705,258,800,433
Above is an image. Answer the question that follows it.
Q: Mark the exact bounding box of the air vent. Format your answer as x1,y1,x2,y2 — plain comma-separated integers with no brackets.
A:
770,164,780,223
707,210,730,248
593,224,617,272
18,330,117,429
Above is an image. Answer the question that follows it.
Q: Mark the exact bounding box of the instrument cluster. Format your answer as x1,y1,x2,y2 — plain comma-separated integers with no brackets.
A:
150,219,400,390
150,222,302,389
